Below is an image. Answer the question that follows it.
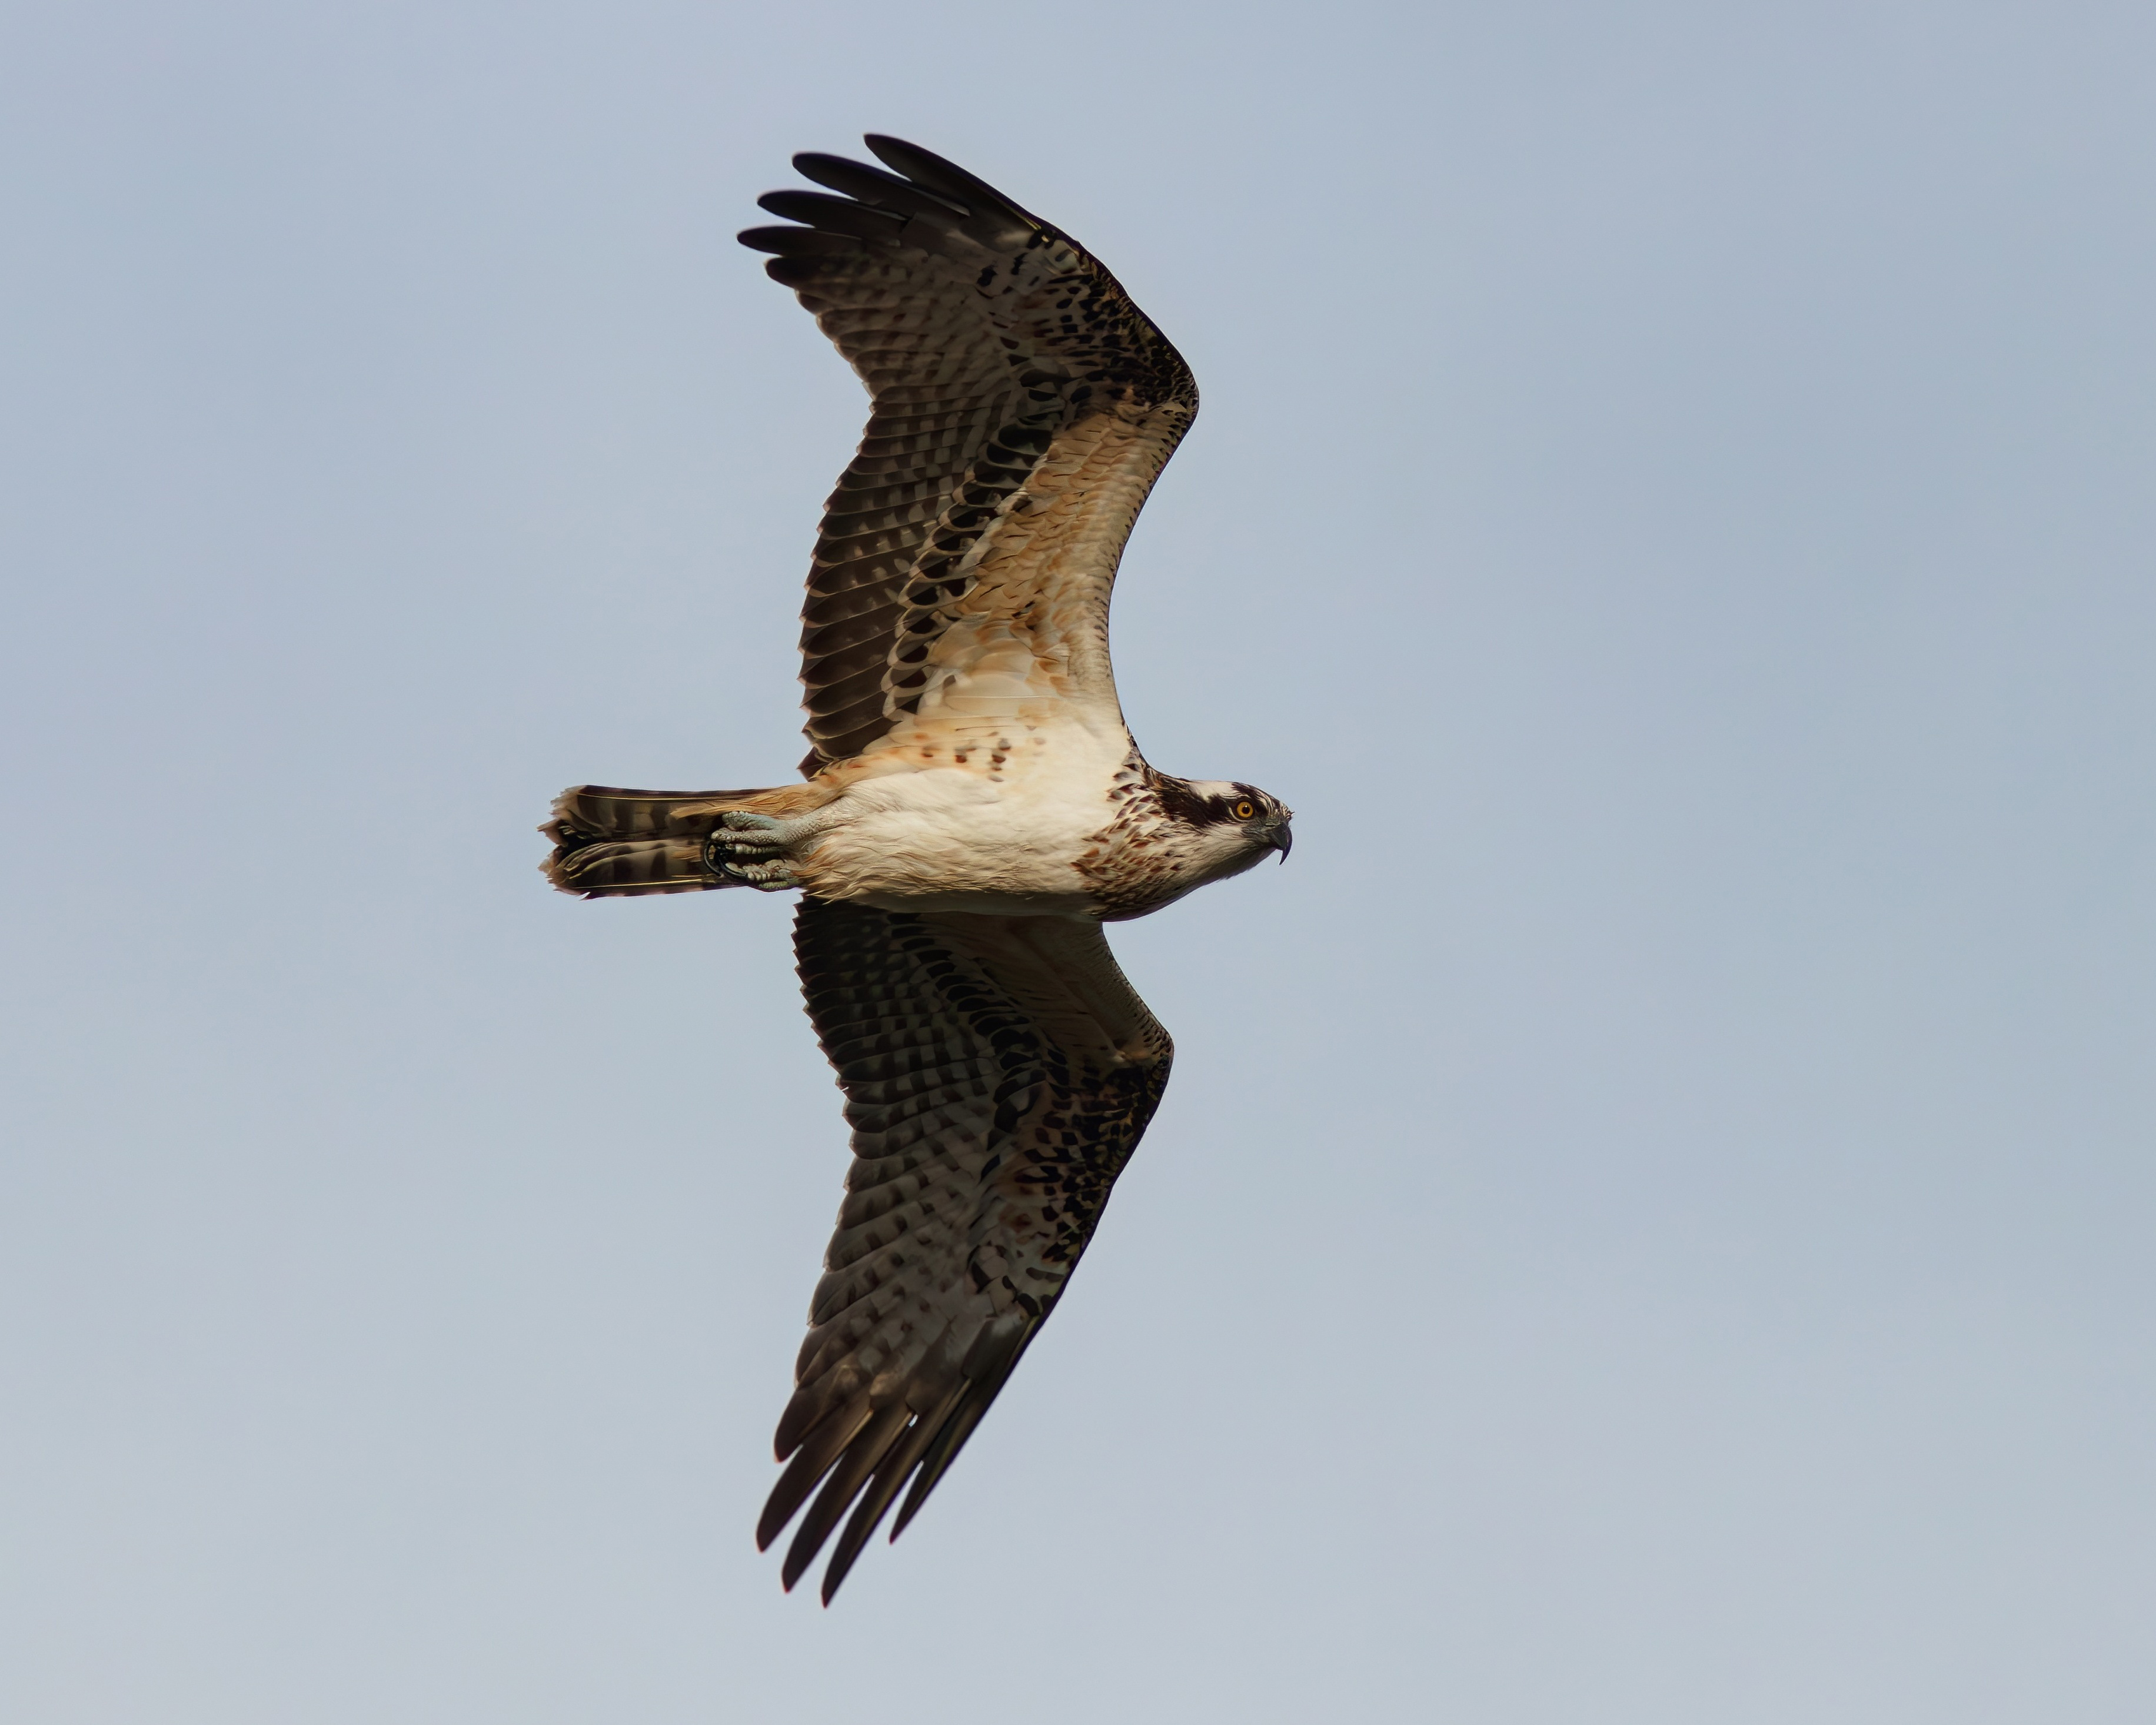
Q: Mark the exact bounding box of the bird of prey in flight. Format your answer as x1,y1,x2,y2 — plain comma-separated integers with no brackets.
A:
542,136,1292,1602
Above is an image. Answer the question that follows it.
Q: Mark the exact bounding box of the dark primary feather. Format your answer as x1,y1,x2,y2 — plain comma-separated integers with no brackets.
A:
766,899,1173,1601
738,135,1199,775
860,134,1033,225
790,152,971,220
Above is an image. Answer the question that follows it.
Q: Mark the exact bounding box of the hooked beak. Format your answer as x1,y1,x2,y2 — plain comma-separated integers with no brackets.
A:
1270,820,1293,863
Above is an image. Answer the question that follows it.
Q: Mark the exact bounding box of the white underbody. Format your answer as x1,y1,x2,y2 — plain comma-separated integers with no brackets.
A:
791,719,1133,918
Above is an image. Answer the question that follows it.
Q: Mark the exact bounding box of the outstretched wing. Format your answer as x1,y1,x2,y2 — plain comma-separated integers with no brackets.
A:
740,137,1199,775
766,898,1173,1602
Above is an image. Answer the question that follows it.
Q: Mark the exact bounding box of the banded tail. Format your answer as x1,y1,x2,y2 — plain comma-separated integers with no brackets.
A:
542,784,783,898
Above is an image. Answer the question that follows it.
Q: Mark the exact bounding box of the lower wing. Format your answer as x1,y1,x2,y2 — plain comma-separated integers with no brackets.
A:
766,898,1173,1601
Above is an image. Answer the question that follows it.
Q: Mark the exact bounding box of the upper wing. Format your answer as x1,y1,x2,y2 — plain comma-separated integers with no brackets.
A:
765,898,1173,1602
740,137,1199,775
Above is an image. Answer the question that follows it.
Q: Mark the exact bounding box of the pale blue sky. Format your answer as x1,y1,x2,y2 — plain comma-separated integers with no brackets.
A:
4,3,2152,1720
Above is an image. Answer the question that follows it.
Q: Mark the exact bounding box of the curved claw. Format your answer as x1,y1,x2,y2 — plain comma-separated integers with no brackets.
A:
714,811,788,849
703,813,803,890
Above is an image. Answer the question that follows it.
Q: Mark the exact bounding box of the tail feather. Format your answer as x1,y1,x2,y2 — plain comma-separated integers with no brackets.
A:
541,783,778,898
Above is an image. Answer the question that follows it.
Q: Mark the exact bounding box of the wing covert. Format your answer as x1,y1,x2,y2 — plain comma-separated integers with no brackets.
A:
766,898,1172,1601
740,137,1199,773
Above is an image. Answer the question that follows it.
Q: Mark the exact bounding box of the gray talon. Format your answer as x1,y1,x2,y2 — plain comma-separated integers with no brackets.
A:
703,816,803,890
714,811,788,853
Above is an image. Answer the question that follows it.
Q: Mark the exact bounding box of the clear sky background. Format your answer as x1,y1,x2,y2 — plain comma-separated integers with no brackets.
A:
4,2,2152,1720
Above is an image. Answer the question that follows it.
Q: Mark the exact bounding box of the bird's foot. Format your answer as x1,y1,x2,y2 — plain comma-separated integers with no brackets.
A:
703,811,804,891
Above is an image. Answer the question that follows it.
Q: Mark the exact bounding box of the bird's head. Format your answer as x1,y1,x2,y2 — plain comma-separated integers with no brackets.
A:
1156,777,1295,880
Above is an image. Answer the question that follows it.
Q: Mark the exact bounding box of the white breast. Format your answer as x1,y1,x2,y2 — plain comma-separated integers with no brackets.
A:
796,719,1132,916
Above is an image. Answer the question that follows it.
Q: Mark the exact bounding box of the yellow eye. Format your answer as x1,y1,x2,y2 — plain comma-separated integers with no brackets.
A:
1232,799,1255,820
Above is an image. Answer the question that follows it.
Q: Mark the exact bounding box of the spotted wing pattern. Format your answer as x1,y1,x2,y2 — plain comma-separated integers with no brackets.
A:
766,898,1173,1601
740,137,1199,773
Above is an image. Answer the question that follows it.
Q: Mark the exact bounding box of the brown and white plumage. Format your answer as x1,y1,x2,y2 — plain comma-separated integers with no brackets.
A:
743,135,1197,773
540,138,1290,1601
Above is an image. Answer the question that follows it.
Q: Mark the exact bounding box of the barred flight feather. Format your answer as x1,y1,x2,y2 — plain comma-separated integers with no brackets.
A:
741,134,1196,773
754,898,1169,1597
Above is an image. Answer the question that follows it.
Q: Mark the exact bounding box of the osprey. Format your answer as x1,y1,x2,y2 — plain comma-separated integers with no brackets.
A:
543,137,1291,1602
